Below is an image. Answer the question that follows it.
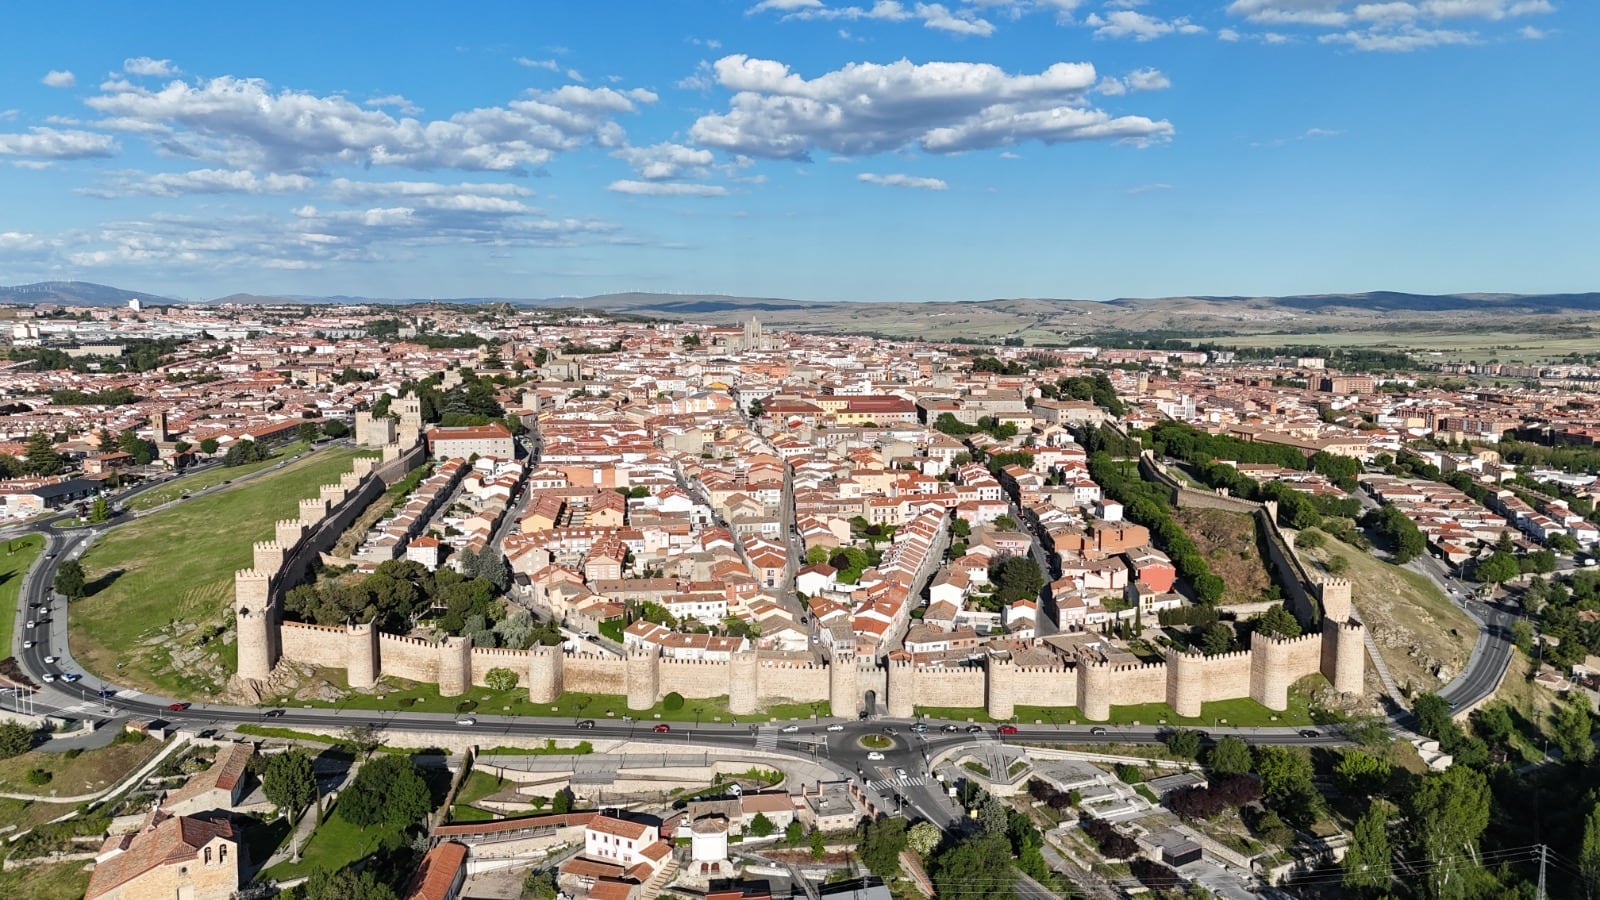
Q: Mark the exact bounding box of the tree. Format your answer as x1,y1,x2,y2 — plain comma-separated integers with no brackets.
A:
22,432,63,476
298,422,322,443
1412,692,1455,741
1326,554,1351,576
1475,551,1520,585
552,787,574,814
1207,736,1252,776
856,815,908,877
1342,801,1393,893
1255,746,1321,827
54,560,87,600
1551,690,1596,763
749,812,776,838
484,666,519,692
1164,728,1203,759
88,496,110,524
989,553,1045,603
322,419,350,439
1471,703,1515,748
805,545,830,566
1200,622,1235,655
662,691,685,711
1255,604,1302,640
264,748,317,823
1406,766,1490,900
784,819,805,847
199,437,219,455
338,755,430,829
811,827,826,859
906,821,941,855
96,429,117,453
293,867,398,900
522,870,558,900
0,721,37,759
1581,802,1600,899
930,832,1014,899
1333,750,1392,796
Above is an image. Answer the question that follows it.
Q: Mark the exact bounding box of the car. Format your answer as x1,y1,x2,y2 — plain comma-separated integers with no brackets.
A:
21,641,32,650
653,723,671,733
43,655,56,664
781,724,800,733
965,724,983,734
456,716,477,726
1089,726,1107,736
910,723,929,733
1299,729,1321,738
264,709,286,718
866,751,885,761
41,674,56,683
997,724,1019,735
168,702,191,712
895,767,908,778
882,726,897,735
826,723,845,732
25,620,34,629
61,673,80,682
576,719,596,729
941,724,959,733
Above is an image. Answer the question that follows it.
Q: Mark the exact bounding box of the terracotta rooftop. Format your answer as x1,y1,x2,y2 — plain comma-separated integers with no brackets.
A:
402,840,468,900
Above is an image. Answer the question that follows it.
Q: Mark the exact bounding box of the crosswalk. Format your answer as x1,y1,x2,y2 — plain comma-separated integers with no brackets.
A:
867,775,928,791
754,731,779,750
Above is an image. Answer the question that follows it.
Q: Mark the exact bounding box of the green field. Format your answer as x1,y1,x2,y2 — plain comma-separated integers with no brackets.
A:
0,733,162,795
1203,329,1598,364
71,446,369,698
916,685,1320,727
260,799,385,882
0,860,92,900
269,674,831,724
0,534,44,654
126,441,314,511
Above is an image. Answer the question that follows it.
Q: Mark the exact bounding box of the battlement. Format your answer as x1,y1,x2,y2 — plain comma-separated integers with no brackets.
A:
1111,661,1166,673
234,568,273,583
378,633,439,649
760,661,826,671
282,621,343,634
1013,665,1068,674
252,540,282,553
1201,649,1253,664
472,647,533,659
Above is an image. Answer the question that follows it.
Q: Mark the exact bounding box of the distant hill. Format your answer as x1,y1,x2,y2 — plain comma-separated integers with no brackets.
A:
0,281,177,306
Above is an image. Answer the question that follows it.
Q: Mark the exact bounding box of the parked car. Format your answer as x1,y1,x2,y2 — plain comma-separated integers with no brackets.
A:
866,751,885,761
997,724,1019,735
1089,726,1107,736
781,724,800,733
455,716,477,726
826,723,845,732
653,723,671,733
576,719,597,729
168,702,190,712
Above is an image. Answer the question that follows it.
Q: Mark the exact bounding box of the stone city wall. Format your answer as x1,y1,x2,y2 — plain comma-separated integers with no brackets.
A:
756,660,831,706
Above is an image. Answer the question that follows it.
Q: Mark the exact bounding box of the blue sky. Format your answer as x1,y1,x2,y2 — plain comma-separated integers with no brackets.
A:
0,0,1590,303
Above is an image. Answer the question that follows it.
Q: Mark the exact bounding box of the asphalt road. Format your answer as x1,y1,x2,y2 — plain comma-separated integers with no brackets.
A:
1410,553,1520,711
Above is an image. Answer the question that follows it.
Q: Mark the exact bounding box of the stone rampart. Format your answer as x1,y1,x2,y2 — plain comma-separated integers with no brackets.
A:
1256,504,1320,626
470,647,534,688
278,622,350,669
655,657,736,700
756,660,830,706
562,653,627,695
377,633,443,683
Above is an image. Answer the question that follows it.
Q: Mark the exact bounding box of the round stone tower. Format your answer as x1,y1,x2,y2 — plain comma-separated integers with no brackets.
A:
527,646,565,704
346,621,379,690
1323,619,1366,696
986,652,1016,721
1164,648,1205,718
233,568,277,682
1249,632,1294,712
626,647,660,711
829,645,858,719
438,635,472,697
729,651,760,716
1077,658,1112,722
886,657,915,719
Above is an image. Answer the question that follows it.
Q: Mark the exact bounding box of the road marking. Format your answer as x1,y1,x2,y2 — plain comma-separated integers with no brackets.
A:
867,776,927,790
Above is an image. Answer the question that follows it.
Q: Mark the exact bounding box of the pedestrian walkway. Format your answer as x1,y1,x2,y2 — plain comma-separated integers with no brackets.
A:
754,731,779,750
866,775,928,791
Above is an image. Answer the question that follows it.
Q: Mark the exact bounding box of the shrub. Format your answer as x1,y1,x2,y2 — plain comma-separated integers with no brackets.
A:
26,768,52,785
1081,816,1139,860
662,692,685,711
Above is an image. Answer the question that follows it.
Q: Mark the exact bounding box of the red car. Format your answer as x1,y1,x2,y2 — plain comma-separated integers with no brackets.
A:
168,702,191,712
653,723,671,733
997,724,1019,735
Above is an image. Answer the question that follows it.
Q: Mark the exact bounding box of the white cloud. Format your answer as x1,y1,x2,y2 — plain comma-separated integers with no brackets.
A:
858,172,948,190
1518,24,1548,37
749,0,825,10
679,60,716,91
1226,0,1553,49
1124,182,1171,194
83,75,655,175
124,57,180,77
1219,27,1243,39
750,0,1003,35
912,3,996,35
0,127,118,160
365,94,422,115
999,150,1021,159
84,168,315,198
1084,10,1205,39
608,180,729,196
1095,77,1127,95
515,57,560,70
689,55,1171,159
42,70,77,88
1125,67,1172,90
612,142,715,180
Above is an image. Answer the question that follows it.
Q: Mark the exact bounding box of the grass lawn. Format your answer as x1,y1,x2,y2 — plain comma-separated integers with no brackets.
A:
125,442,314,511
0,796,77,833
71,446,369,698
0,534,44,650
269,673,829,723
0,733,163,795
0,859,92,900
261,803,386,882
1297,534,1476,696
917,682,1319,727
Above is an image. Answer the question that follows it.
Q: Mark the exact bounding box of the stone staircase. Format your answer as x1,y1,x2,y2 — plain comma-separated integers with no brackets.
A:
640,857,679,900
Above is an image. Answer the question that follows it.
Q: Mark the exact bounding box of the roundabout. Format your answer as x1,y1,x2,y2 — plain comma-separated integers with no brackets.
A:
858,732,895,750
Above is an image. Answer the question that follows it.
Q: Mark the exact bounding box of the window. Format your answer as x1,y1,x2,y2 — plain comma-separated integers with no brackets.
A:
204,847,212,864
219,845,228,864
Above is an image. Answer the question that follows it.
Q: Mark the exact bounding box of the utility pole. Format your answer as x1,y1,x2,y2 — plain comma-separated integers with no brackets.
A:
1537,843,1548,900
